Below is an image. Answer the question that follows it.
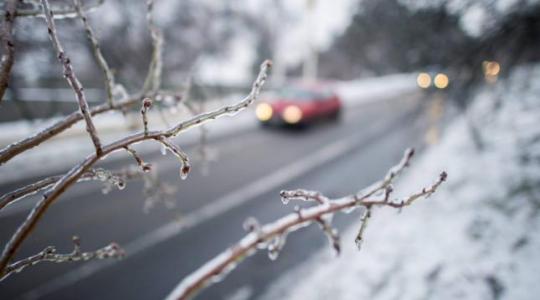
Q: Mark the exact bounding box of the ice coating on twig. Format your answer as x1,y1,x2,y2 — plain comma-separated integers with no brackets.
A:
157,137,191,180
165,148,447,300
0,236,123,281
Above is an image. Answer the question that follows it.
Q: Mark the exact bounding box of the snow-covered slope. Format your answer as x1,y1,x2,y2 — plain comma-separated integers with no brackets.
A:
262,65,540,300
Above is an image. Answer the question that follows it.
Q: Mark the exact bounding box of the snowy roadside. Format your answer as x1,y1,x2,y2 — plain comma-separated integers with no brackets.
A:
261,66,540,300
0,74,416,184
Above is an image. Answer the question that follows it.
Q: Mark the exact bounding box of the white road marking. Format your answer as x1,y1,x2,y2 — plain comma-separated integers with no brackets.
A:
21,125,378,300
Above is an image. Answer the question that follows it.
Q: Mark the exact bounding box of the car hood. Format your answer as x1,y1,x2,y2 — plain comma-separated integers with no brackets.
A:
268,99,314,112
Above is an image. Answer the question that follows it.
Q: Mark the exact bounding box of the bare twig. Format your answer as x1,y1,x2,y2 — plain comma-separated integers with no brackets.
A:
0,60,271,278
0,236,124,281
73,0,116,107
41,0,103,154
0,0,17,103
165,149,447,300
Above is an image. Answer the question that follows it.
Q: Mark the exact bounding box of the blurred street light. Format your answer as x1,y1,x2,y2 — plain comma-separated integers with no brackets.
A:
483,61,500,83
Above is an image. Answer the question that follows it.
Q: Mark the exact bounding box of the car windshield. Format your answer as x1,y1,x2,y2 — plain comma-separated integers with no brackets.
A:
276,88,320,101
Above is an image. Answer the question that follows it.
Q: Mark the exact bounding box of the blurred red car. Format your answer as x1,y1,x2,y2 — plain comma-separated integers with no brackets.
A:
255,85,342,127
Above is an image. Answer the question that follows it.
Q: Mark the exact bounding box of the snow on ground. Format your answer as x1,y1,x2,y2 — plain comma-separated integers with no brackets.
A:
262,66,540,300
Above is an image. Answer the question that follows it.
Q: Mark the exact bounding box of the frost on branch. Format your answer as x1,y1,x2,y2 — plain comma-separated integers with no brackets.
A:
0,236,124,281
165,148,447,300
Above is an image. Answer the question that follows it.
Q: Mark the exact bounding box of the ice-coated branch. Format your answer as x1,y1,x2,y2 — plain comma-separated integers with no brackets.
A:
280,189,329,204
14,0,104,19
0,58,269,166
157,137,191,180
0,236,124,281
166,60,272,137
0,60,271,278
355,147,414,200
0,96,141,166
0,0,17,103
354,207,371,250
124,146,152,173
41,0,102,154
165,149,447,300
141,0,163,96
0,168,142,211
73,0,116,107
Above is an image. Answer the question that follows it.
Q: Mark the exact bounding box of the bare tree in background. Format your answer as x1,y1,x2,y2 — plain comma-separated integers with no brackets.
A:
0,1,446,299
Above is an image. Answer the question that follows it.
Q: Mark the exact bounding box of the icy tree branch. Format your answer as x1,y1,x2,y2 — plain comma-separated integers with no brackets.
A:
0,236,124,281
0,0,17,103
0,96,141,166
0,60,271,279
73,0,116,107
124,146,152,173
41,0,103,154
0,168,142,211
165,149,447,300
141,0,163,96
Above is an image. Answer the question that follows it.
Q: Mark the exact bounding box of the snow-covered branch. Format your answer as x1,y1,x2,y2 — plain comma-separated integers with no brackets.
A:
165,149,447,300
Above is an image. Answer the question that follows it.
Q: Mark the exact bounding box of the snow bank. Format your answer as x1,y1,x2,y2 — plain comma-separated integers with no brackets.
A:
262,65,540,300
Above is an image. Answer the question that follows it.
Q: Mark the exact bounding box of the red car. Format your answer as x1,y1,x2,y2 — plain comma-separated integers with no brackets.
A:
255,85,342,127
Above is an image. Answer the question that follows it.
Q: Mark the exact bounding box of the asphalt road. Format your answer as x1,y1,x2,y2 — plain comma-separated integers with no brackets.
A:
0,92,432,300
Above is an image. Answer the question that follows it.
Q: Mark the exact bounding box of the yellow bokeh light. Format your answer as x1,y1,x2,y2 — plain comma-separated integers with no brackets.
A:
417,72,431,89
483,61,500,76
255,103,273,121
434,73,449,89
283,105,303,124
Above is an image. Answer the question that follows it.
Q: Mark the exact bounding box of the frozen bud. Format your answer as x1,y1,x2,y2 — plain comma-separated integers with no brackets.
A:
180,164,191,180
108,242,126,258
355,236,363,251
440,171,448,181
142,98,153,109
279,190,290,205
116,179,126,190
142,163,152,173
243,217,260,233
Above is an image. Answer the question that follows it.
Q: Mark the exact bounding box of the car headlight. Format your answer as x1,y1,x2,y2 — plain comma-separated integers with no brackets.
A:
416,72,431,89
256,103,273,121
283,105,302,124
434,73,449,89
